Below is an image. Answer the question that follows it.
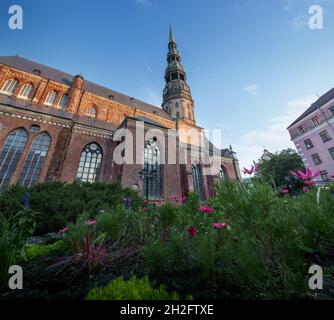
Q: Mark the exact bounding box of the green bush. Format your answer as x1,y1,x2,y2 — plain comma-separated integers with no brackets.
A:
96,206,127,243
86,276,181,300
0,182,143,236
23,241,65,262
0,209,36,283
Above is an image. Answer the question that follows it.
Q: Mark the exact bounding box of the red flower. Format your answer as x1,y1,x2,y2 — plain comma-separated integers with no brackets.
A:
188,226,197,238
199,206,215,213
143,207,148,212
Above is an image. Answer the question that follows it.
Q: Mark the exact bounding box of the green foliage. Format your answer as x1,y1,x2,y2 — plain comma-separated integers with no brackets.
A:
96,206,127,243
0,182,143,236
86,276,181,300
0,209,36,283
257,148,304,188
24,241,65,262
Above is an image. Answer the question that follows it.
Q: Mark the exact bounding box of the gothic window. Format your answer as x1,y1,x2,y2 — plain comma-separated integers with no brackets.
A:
58,94,68,109
1,79,19,95
176,111,180,119
180,74,185,81
0,128,29,192
44,91,58,106
75,143,103,183
143,139,162,201
18,83,34,99
171,73,178,80
192,164,205,201
175,102,179,108
87,106,97,118
18,132,51,187
219,165,229,184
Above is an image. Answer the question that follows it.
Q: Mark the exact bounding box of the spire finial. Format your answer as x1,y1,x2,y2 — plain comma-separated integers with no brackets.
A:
169,24,175,43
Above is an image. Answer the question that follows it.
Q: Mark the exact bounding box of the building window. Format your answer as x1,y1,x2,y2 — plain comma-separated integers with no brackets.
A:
0,128,29,192
330,107,334,117
219,165,229,184
329,147,334,160
176,111,180,119
304,139,314,150
312,153,322,165
312,116,321,126
180,74,185,81
75,143,103,183
1,79,19,95
320,171,329,182
298,126,305,135
143,139,162,201
87,106,97,118
171,73,178,80
18,132,51,187
29,125,40,134
320,130,331,143
18,83,34,99
192,164,205,201
58,94,68,109
44,91,58,106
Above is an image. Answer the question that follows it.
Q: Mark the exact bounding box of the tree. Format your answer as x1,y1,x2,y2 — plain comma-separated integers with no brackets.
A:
256,149,305,188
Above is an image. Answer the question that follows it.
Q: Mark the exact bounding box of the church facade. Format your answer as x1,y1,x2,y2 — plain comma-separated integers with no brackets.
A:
0,29,241,201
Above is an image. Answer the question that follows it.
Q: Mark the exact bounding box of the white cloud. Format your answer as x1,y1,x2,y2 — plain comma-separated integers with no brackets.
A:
243,83,259,96
136,0,153,8
234,95,317,170
290,14,309,30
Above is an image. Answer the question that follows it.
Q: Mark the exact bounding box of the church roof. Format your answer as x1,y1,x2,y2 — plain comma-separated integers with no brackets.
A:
0,55,172,121
287,87,334,128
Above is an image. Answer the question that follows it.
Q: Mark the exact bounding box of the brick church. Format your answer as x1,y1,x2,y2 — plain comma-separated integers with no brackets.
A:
0,28,241,201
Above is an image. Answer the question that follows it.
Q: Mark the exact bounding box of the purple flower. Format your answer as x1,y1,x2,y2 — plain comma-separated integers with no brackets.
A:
213,222,227,229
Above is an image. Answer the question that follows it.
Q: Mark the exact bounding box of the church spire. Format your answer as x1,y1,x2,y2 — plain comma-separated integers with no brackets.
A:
169,25,175,43
162,27,196,124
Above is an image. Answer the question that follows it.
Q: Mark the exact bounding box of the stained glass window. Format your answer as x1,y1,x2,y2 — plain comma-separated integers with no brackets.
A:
0,128,28,192
18,133,51,187
75,143,103,183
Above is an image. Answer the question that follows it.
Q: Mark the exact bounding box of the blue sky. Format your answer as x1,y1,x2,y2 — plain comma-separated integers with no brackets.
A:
1,0,334,169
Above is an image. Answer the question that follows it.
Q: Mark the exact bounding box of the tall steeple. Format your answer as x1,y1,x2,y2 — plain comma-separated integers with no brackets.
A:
162,27,196,124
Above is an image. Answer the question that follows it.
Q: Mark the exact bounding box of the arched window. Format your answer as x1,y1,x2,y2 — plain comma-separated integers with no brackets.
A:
0,128,29,192
1,79,19,95
143,139,162,200
18,83,34,99
192,164,205,201
58,94,68,109
176,111,180,119
219,165,229,184
18,132,51,187
75,143,103,183
175,102,179,108
87,106,97,118
44,91,58,106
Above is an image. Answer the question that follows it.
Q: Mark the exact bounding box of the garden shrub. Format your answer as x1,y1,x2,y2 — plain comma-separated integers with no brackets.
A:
86,276,182,300
0,182,143,236
0,209,36,283
24,241,65,262
95,206,127,243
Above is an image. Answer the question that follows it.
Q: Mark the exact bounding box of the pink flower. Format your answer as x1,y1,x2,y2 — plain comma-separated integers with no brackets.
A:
291,168,320,181
242,166,255,175
304,180,315,186
86,220,97,225
181,197,187,204
199,206,215,213
282,188,289,194
213,222,227,229
58,227,69,234
303,187,310,192
188,226,197,238
143,207,148,212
